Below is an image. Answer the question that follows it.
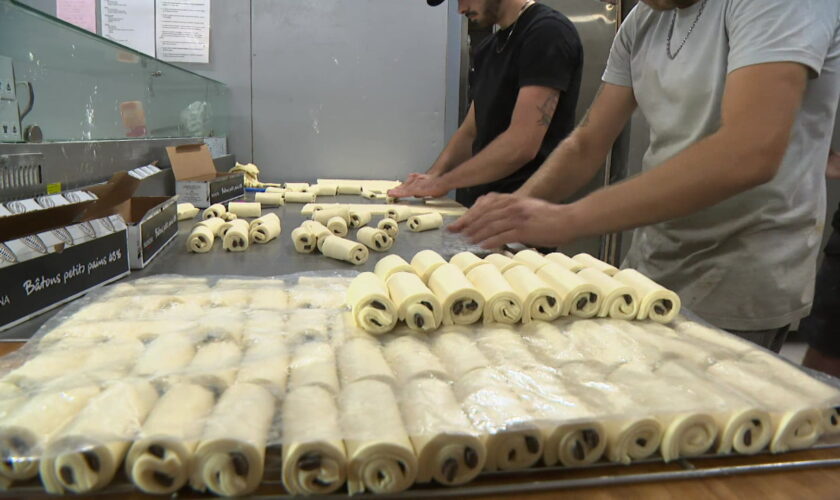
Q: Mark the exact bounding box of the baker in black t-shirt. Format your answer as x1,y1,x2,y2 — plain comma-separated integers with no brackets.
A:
388,0,583,207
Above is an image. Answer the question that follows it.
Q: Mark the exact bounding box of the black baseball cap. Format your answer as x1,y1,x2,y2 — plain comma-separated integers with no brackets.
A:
427,0,445,5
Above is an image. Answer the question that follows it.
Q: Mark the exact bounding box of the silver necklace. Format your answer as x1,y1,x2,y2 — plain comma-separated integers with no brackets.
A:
496,0,535,54
666,0,708,60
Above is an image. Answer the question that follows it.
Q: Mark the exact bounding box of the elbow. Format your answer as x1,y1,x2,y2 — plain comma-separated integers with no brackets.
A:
738,138,788,188
508,135,543,166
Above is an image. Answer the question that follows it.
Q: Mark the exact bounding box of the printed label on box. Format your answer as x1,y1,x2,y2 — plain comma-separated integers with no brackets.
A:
0,231,129,329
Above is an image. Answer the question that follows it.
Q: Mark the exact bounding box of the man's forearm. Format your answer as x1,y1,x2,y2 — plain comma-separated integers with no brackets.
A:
427,126,475,177
516,130,608,202
437,130,537,190
567,129,782,240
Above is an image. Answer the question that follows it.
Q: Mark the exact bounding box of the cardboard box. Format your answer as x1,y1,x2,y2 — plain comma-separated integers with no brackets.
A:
118,197,178,269
0,176,135,331
168,143,244,208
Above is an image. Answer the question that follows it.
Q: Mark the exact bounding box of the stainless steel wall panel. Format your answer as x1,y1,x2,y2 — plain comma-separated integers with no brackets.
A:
250,0,449,182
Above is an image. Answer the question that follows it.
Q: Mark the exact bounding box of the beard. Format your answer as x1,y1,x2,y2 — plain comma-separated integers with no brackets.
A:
466,0,503,27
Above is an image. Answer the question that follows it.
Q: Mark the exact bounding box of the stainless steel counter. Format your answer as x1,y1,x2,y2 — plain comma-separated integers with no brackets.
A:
1,195,484,341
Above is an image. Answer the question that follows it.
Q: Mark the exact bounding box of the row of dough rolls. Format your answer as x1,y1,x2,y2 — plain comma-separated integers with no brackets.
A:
510,249,681,323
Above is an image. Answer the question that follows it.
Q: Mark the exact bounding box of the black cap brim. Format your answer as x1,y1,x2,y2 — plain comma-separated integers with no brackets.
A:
427,0,445,5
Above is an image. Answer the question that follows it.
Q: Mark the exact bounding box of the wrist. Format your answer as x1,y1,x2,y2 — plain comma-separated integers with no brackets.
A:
561,200,594,240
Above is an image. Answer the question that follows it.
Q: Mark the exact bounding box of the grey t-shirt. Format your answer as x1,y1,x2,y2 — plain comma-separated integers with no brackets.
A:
603,0,840,330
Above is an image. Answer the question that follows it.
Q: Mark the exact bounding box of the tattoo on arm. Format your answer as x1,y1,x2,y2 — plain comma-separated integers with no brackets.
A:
536,92,560,127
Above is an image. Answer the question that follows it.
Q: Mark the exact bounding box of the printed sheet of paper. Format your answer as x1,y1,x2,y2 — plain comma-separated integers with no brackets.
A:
155,0,210,63
101,0,156,56
57,0,97,33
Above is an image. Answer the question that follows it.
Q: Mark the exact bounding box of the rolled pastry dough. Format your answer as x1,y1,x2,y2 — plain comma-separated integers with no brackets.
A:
282,385,347,495
196,216,226,236
361,189,377,200
227,201,261,219
655,360,772,455
311,184,338,196
39,381,158,494
573,253,618,276
502,266,562,323
321,235,369,265
284,182,310,192
125,383,216,494
326,216,349,237
349,210,372,228
221,212,238,222
248,213,281,244
248,286,289,310
387,272,442,332
474,326,540,370
222,219,250,252
706,359,825,453
452,368,543,471
450,251,485,275
236,336,289,393
400,378,485,485
337,184,363,195
613,269,680,323
313,207,350,225
190,383,275,497
377,218,399,238
288,342,340,396
536,262,601,318
337,338,396,387
254,192,285,206
386,206,413,222
383,334,450,385
374,254,413,282
428,264,485,326
513,249,549,272
411,249,447,283
346,272,398,334
265,186,286,194
186,225,215,253
285,191,317,203
408,212,443,232
484,253,523,273
292,227,317,253
340,379,418,494
506,367,606,467
357,227,393,252
186,341,242,394
0,385,101,482
430,328,491,380
177,203,199,221
203,203,226,220
578,268,639,320
132,334,196,382
545,252,584,272
301,220,332,250
465,263,522,325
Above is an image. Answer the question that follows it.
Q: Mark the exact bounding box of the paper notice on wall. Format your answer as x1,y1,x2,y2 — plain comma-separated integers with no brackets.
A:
101,0,156,57
155,0,210,64
57,0,97,33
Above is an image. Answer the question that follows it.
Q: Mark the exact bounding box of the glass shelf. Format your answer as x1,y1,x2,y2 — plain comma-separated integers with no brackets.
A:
0,0,229,142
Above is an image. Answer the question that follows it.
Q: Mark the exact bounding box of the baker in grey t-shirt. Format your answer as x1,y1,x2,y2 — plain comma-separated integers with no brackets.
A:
451,0,840,350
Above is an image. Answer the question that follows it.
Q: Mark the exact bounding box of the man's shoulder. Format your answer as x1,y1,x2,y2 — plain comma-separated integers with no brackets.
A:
523,4,580,42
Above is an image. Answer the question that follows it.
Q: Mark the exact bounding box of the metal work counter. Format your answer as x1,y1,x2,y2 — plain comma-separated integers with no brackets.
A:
0,196,483,341
3,197,840,497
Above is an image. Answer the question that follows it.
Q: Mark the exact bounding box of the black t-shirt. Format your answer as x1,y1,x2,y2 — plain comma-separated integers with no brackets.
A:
833,202,840,232
457,3,583,207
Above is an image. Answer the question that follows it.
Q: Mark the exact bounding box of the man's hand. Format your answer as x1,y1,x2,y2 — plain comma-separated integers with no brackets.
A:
388,174,450,199
828,150,840,179
448,193,577,249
